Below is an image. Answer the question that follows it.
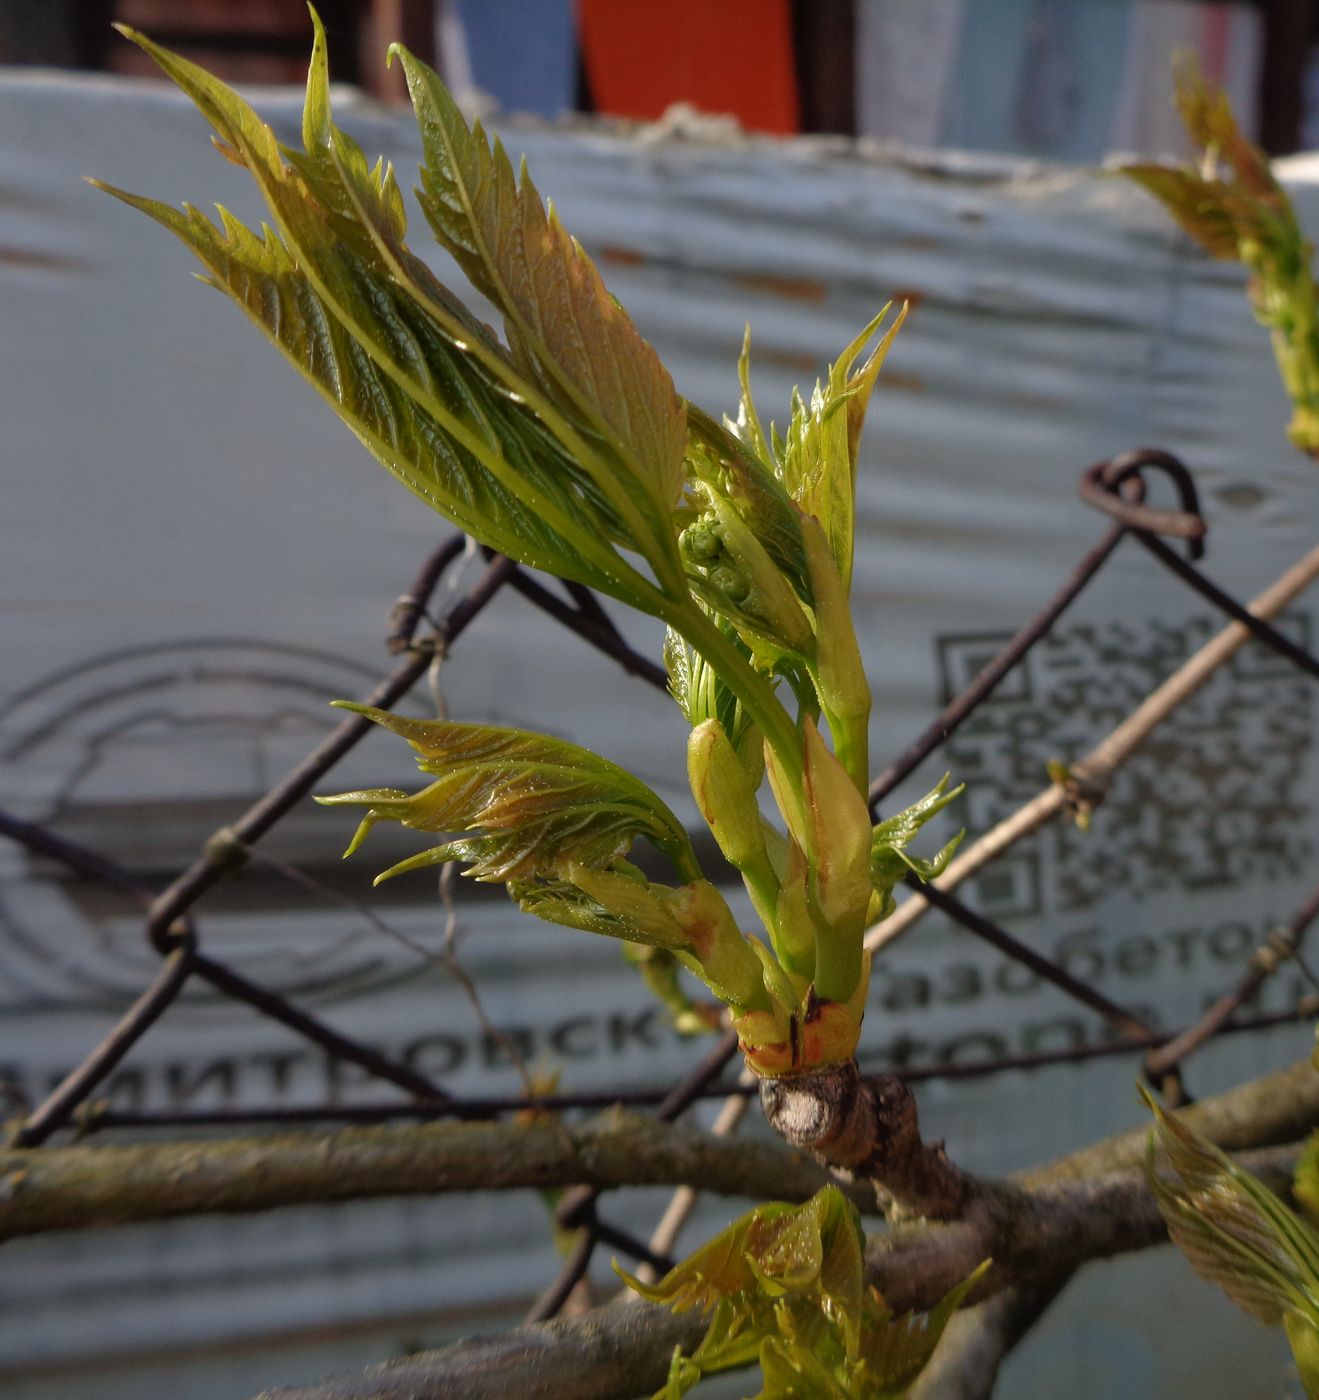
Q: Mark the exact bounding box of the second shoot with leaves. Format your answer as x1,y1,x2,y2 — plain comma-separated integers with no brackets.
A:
100,11,962,1082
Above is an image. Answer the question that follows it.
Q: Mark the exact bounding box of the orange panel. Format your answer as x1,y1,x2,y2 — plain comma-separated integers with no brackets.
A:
577,0,800,135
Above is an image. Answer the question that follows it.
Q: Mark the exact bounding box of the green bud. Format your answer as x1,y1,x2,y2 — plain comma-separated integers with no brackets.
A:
709,563,750,602
671,880,769,1010
802,513,870,791
711,496,814,655
773,836,822,978
688,718,779,933
682,518,723,561
801,716,873,1003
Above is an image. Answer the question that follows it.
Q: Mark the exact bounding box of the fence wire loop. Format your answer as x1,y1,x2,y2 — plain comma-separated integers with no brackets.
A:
1078,447,1208,557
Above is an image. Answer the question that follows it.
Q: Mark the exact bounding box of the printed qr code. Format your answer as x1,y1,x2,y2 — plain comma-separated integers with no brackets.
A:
935,612,1314,915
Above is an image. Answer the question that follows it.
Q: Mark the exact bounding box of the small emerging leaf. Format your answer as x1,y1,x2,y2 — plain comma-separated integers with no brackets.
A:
1297,1134,1319,1229
318,704,696,884
870,777,965,921
1120,59,1319,460
1145,1088,1319,1333
778,304,907,590
1286,1310,1319,1400
621,1186,986,1399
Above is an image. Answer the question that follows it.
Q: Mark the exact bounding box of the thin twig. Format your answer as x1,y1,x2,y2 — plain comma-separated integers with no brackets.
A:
1144,879,1319,1077
1134,530,1319,678
493,556,669,689
142,553,517,954
0,810,154,904
536,1030,741,1324
523,1226,599,1325
385,532,470,653
188,952,449,1102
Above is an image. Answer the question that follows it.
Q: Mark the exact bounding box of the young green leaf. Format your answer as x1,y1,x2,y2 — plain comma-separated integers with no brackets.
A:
853,1261,989,1396
1145,1088,1319,1342
390,39,688,575
870,777,965,920
778,304,907,590
1121,59,1319,459
90,186,628,591
96,17,677,614
801,513,870,790
620,1186,987,1399
318,704,698,885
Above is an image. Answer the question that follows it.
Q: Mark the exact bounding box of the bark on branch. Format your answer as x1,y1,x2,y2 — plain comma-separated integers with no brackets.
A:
0,1110,870,1241
251,1141,1303,1400
759,1064,978,1218
248,1055,1318,1400
256,1296,707,1400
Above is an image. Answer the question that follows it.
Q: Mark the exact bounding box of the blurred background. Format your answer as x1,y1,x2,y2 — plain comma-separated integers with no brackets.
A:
1,0,1314,156
2,3,1317,1399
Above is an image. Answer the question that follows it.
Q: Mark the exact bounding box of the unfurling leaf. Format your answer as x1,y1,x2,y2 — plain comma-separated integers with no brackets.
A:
1287,1311,1319,1400
619,1186,987,1399
688,404,814,612
392,39,687,573
870,777,965,921
94,15,683,615
1144,1088,1319,1369
318,704,696,884
1120,59,1319,459
777,304,907,590
801,513,870,790
800,718,873,1003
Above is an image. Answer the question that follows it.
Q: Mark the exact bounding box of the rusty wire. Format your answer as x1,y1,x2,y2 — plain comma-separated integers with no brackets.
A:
1,447,1316,1318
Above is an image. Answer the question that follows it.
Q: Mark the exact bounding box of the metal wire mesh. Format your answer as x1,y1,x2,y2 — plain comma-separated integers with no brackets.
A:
2,447,1316,1316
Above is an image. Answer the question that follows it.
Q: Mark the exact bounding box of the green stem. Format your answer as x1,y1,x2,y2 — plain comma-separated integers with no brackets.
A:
672,844,706,887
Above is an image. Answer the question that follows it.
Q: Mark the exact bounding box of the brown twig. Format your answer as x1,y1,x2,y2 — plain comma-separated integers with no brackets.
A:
911,879,1155,1041
1133,530,1319,677
244,1120,1311,1399
385,532,471,653
1144,879,1319,1078
760,1063,982,1220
